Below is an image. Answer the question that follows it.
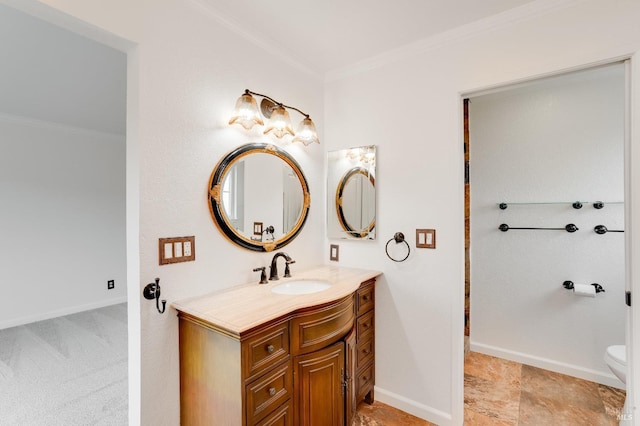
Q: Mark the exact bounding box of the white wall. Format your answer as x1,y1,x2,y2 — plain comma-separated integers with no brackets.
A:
0,3,127,329
469,64,625,387
0,114,126,328
134,4,324,423
19,0,640,425
324,1,640,424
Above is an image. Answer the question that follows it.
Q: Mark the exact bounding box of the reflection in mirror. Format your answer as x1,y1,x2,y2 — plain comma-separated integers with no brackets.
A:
327,146,376,239
209,143,310,252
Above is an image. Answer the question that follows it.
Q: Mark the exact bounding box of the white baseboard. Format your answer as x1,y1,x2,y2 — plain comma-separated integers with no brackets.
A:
470,341,625,390
375,386,452,425
0,297,128,330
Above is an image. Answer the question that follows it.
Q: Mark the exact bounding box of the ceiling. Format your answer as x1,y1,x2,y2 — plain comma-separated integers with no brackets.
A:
0,3,126,135
0,1,539,133
201,0,538,74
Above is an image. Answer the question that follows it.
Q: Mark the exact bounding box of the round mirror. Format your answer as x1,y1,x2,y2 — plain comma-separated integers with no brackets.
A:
336,167,375,238
208,143,310,252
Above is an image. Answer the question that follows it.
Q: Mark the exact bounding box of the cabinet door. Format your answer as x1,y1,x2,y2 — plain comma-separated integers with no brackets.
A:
345,329,357,426
294,341,345,426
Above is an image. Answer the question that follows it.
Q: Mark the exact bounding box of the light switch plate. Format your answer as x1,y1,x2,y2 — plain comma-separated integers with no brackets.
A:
416,229,436,249
159,236,196,264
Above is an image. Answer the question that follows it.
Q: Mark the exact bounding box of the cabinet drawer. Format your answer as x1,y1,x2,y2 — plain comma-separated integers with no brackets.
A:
356,333,374,370
255,400,292,426
246,362,292,425
356,361,375,401
242,322,289,378
356,281,375,316
356,310,374,340
291,296,354,355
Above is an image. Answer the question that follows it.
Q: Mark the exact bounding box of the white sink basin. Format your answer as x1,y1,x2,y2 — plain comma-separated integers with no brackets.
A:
271,279,332,295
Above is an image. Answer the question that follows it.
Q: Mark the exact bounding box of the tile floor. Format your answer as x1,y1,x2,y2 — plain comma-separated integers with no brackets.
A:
354,401,433,425
464,351,626,425
354,352,627,425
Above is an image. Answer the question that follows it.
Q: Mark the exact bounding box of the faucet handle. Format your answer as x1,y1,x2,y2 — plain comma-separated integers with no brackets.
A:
253,267,268,284
284,260,295,278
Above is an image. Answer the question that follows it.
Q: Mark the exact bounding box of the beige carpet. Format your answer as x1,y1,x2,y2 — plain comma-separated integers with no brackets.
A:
0,304,128,425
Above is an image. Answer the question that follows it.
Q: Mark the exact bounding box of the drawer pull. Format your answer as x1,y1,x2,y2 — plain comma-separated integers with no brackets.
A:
268,387,276,397
266,344,275,354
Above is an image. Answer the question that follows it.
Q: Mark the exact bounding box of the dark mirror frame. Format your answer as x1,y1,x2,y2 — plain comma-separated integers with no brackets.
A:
335,166,376,238
208,143,310,252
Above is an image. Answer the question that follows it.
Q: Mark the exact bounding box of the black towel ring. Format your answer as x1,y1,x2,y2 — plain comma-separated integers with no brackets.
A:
385,232,410,262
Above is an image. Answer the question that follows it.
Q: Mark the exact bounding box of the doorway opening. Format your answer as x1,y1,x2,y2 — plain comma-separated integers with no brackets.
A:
0,3,136,424
463,62,627,423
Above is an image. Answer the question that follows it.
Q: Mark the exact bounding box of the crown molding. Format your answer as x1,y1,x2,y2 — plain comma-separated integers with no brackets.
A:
325,0,585,83
187,0,322,81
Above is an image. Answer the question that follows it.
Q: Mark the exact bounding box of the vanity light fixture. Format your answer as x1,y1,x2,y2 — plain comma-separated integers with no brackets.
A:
229,89,320,145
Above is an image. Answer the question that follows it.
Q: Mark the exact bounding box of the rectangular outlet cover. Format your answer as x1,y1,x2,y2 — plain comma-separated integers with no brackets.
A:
330,244,340,262
107,280,115,290
159,236,196,265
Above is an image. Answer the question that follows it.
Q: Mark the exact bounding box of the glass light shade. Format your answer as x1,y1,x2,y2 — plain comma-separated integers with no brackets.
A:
263,105,294,138
292,117,320,145
229,93,263,129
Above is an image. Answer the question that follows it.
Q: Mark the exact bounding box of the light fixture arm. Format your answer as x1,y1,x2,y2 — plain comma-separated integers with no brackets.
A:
244,89,311,118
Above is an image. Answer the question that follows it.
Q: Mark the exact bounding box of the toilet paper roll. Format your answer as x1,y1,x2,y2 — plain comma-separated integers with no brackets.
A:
573,284,596,297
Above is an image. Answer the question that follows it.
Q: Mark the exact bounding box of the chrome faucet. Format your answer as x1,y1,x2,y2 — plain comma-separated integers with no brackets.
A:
269,252,295,281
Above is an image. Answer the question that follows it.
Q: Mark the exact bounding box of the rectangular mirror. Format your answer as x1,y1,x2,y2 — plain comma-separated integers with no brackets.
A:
327,145,376,240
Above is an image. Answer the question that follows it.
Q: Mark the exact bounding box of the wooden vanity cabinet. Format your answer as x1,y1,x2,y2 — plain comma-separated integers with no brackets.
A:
178,278,376,425
354,279,375,404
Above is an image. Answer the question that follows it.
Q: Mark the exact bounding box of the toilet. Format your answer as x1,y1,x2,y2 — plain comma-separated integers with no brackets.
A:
605,345,630,424
605,345,627,384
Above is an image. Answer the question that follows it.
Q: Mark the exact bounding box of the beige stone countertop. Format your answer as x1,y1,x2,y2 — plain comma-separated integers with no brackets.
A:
172,265,382,337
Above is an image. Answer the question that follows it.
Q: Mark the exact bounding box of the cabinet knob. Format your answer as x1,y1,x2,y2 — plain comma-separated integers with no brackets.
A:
266,344,275,354
268,387,276,397
363,348,370,354
362,376,369,382
363,295,370,301
363,322,370,328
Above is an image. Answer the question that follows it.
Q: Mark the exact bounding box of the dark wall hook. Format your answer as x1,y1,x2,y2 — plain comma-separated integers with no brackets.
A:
143,277,167,314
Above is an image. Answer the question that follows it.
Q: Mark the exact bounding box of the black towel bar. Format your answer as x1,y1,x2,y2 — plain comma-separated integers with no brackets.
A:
499,224,579,233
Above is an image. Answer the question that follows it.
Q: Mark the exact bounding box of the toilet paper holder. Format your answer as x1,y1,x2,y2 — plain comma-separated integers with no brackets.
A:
562,281,605,293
